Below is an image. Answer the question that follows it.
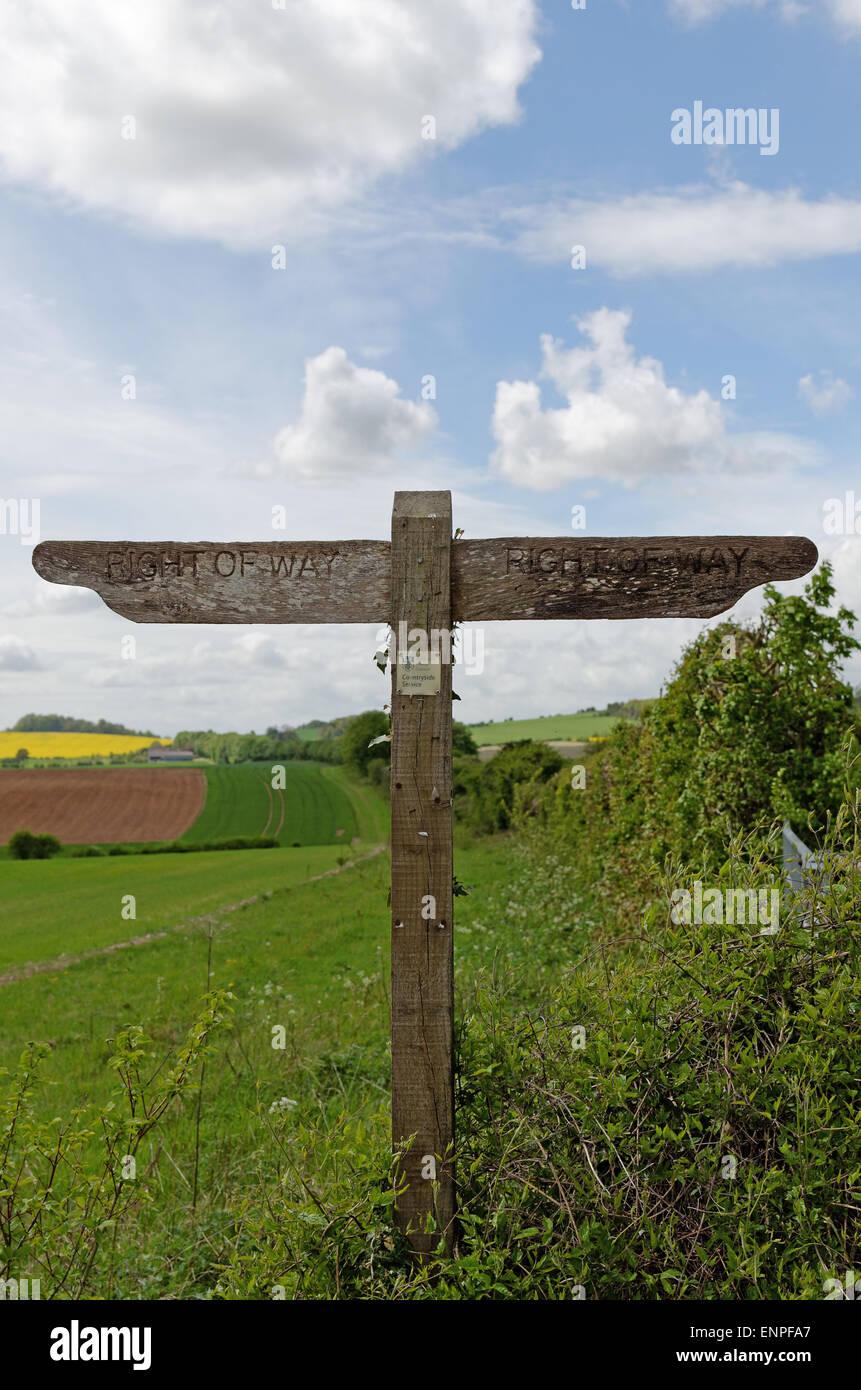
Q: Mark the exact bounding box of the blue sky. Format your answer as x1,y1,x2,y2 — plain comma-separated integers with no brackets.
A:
2,0,861,735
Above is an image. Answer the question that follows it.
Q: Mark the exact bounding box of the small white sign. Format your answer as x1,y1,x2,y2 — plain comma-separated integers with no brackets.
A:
396,658,442,696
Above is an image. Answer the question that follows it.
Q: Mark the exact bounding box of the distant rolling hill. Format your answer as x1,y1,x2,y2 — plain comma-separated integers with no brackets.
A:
466,712,627,747
292,708,637,750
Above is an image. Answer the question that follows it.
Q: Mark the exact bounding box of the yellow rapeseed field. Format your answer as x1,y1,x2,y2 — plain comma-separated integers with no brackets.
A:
0,733,171,758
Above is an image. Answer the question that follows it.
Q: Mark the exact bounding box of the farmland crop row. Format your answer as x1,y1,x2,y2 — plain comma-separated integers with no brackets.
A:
0,731,170,757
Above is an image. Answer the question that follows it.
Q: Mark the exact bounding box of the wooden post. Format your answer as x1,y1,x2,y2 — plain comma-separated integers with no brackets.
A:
390,491,455,1256
32,514,820,1262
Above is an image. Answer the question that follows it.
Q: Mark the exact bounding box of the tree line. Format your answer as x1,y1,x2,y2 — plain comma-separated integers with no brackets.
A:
172,728,344,764
12,713,157,736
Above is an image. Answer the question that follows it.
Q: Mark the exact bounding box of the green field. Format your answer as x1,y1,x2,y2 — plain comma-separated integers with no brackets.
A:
0,790,854,1302
181,762,384,847
291,711,625,748
0,834,507,1139
0,842,376,972
0,762,389,859
0,830,511,1297
467,711,623,745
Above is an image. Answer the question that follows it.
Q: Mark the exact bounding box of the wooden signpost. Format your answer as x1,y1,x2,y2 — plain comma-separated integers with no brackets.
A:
33,492,818,1257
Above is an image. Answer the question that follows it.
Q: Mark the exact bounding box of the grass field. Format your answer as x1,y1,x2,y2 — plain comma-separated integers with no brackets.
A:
0,842,371,972
467,711,624,746
0,830,501,1226
0,731,171,757
1,804,850,1302
0,828,566,1299
182,763,387,847
0,833,503,1050
291,712,625,748
0,761,388,855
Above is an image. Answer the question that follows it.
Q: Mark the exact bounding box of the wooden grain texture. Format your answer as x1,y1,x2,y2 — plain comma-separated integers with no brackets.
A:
390,491,455,1257
33,535,818,624
31,540,390,624
28,506,822,1266
450,536,819,621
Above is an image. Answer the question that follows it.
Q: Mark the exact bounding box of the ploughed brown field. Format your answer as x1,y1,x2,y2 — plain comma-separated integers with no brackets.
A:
0,768,206,844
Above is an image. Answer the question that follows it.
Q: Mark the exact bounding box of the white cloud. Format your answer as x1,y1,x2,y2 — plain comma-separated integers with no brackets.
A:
830,0,861,31
798,371,854,416
822,539,861,690
0,0,540,248
669,0,860,28
491,309,815,488
88,632,290,687
0,634,39,669
669,0,784,20
266,346,437,484
4,584,103,620
233,633,286,669
359,346,395,362
453,619,687,723
0,289,235,499
510,183,861,276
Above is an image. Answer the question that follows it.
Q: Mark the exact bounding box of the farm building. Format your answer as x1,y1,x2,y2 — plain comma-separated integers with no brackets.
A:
147,744,194,762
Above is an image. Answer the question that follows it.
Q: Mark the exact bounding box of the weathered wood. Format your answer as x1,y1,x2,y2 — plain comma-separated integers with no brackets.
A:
390,491,455,1257
30,505,821,1268
31,540,390,624
34,535,817,625
450,536,819,621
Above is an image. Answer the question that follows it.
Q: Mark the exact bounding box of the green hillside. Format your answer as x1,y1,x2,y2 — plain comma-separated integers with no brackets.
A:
0,836,497,1296
291,708,630,749
467,711,623,745
292,714,355,742
182,762,386,847
0,843,357,971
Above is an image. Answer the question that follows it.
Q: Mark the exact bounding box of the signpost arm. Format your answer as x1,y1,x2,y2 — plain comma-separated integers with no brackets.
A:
30,510,820,1265
390,490,455,1256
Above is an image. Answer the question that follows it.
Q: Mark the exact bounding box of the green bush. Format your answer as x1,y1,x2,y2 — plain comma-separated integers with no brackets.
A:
454,739,563,834
134,836,279,855
215,792,860,1300
452,720,478,756
342,710,390,776
445,820,860,1298
8,829,62,860
0,995,230,1298
537,564,861,914
365,756,390,796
